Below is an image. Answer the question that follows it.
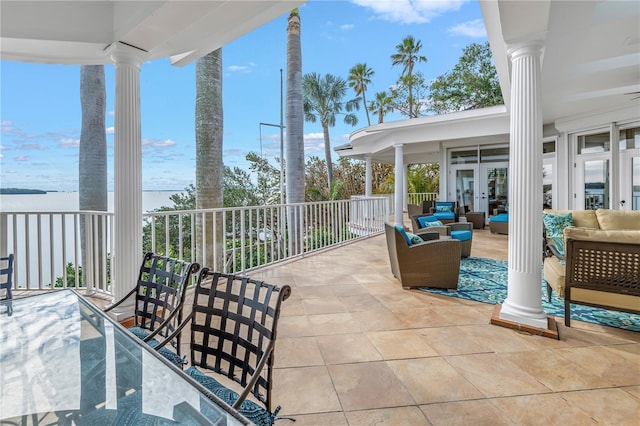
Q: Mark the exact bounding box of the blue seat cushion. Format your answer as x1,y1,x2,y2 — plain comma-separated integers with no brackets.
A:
128,326,186,367
450,230,472,242
491,213,509,223
433,212,455,220
185,366,276,426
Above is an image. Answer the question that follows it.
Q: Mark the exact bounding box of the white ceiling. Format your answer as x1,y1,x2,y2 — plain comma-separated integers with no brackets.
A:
0,1,306,66
482,0,640,125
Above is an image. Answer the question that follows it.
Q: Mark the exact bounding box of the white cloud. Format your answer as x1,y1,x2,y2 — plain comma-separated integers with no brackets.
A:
59,138,79,148
142,138,177,149
228,64,254,73
304,132,325,153
14,156,29,161
106,126,114,134
340,23,355,30
351,0,464,24
447,19,486,38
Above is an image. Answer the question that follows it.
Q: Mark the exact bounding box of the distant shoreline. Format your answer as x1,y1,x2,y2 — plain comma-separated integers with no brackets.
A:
1,188,183,195
0,188,48,195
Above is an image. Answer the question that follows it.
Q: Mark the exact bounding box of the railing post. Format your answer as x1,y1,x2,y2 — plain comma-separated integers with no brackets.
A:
0,213,7,257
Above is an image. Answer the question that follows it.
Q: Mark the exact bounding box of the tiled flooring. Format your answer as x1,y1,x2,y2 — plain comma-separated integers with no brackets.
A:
18,226,640,425
245,228,639,425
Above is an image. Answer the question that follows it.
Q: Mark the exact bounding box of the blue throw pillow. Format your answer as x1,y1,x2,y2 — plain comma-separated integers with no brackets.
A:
542,212,574,257
406,232,424,245
423,220,444,227
417,216,441,228
435,205,451,213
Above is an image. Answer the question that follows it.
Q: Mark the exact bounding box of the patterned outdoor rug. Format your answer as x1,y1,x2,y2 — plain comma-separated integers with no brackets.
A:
419,257,640,332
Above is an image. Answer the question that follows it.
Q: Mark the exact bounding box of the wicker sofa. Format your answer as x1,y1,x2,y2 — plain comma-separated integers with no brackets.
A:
384,223,461,290
542,209,640,326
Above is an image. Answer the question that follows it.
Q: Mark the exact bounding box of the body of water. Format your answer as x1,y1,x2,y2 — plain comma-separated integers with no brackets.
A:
0,191,183,212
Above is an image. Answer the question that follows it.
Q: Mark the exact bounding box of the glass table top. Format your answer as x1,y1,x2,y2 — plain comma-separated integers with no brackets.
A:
0,290,250,425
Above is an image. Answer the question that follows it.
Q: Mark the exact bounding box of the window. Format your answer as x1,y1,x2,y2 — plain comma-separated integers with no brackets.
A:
578,132,610,154
451,149,477,164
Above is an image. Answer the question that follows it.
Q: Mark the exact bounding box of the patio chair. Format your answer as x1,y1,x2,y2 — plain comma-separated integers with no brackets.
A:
411,215,473,257
0,254,14,301
385,223,461,290
428,201,459,224
104,252,200,366
157,269,292,426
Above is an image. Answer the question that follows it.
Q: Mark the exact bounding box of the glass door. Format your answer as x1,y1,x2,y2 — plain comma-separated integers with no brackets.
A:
576,155,610,210
481,163,508,216
620,152,640,210
451,168,476,213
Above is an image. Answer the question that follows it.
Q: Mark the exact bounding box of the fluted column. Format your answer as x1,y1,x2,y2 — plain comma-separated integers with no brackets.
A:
365,155,372,197
394,144,404,226
108,43,147,303
499,41,548,329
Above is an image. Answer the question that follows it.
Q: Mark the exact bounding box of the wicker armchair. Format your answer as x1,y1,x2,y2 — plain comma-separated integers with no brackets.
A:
411,215,473,257
384,223,461,290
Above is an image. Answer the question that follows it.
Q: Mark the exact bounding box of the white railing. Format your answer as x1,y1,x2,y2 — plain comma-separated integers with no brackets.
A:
1,196,389,295
407,192,439,206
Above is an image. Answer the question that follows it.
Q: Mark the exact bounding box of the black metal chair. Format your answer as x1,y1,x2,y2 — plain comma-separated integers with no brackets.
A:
104,252,200,366
0,254,15,301
157,269,291,426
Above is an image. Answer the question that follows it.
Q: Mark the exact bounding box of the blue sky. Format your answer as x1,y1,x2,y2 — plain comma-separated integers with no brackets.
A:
0,0,487,192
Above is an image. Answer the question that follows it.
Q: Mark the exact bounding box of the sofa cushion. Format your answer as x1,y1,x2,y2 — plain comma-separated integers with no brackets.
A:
564,227,640,244
417,215,442,228
394,225,413,246
433,212,455,220
544,209,599,229
450,230,472,242
543,256,566,298
490,213,509,223
595,209,640,230
542,211,574,257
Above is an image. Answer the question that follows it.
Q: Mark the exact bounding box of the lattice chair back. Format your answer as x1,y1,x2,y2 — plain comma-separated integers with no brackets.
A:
105,252,199,357
185,269,291,424
0,254,15,301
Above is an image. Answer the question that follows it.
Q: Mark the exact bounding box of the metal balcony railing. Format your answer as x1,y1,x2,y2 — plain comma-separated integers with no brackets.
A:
1,196,390,296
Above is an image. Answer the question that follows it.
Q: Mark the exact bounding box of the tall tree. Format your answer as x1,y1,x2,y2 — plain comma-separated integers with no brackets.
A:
303,72,359,190
195,48,224,270
79,65,107,288
428,42,503,113
391,35,427,118
348,63,374,126
390,72,429,118
369,91,395,124
285,8,304,254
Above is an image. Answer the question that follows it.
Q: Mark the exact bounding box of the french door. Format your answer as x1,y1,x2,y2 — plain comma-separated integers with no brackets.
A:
620,149,640,210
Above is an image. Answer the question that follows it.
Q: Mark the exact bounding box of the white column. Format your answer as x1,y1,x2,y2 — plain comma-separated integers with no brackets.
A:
499,41,548,329
108,43,147,303
394,144,405,226
403,165,409,210
365,156,372,197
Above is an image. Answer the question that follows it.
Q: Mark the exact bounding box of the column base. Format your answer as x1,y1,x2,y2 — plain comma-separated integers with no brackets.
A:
490,305,559,340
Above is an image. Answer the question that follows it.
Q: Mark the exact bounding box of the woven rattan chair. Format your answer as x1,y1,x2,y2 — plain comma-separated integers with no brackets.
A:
104,252,200,366
157,269,291,426
385,223,461,290
0,254,14,301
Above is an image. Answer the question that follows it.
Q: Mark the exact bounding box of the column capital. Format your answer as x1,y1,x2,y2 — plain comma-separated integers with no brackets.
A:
393,143,404,149
106,42,148,67
507,41,545,60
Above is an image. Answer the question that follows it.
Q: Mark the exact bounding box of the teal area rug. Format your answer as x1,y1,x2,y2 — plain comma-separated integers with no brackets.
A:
419,257,640,332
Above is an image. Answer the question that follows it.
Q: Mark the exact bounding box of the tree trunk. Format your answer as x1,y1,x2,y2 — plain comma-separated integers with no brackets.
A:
195,49,224,270
79,65,107,290
322,122,333,190
286,9,304,254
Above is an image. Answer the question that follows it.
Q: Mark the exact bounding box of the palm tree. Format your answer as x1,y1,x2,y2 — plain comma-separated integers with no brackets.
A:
369,91,395,124
285,8,304,255
79,65,107,287
348,63,374,126
391,35,427,118
195,48,224,269
303,72,359,190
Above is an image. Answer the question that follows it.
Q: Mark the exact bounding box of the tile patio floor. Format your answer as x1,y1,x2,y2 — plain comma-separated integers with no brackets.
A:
246,228,640,425
21,225,640,425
